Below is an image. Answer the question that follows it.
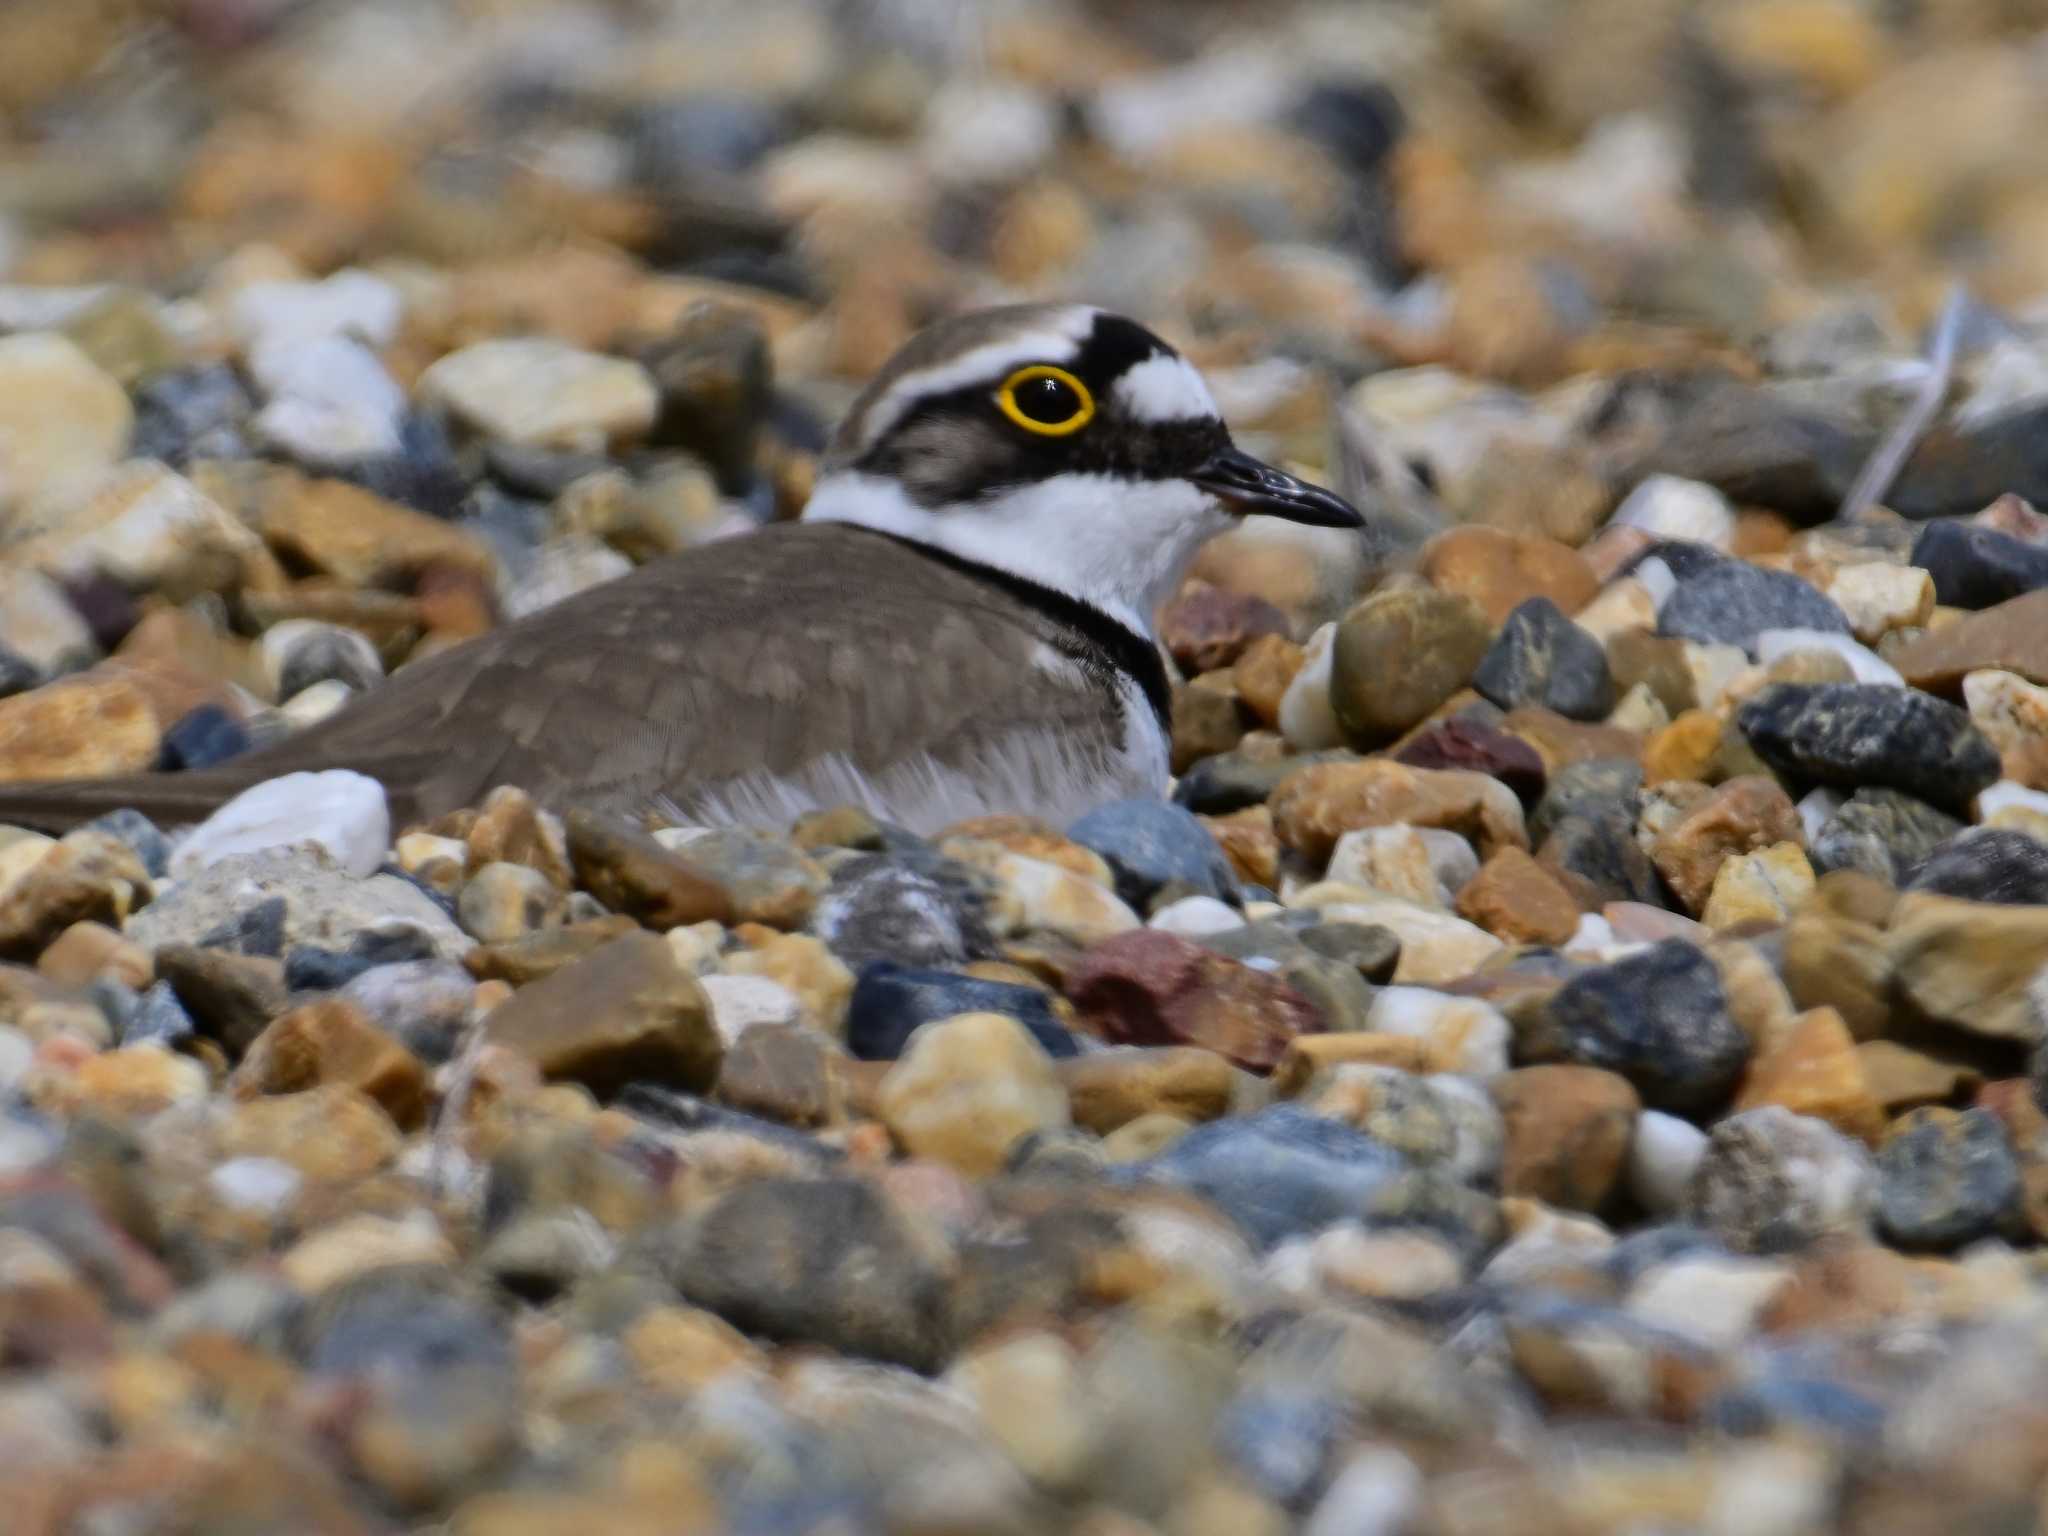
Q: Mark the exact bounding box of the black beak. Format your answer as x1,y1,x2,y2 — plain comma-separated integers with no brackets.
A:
1193,444,1364,529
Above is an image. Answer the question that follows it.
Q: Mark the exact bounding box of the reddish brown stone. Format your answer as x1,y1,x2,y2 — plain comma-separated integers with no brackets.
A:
1649,775,1804,914
1158,584,1289,675
1457,847,1582,946
232,998,430,1131
564,809,732,929
1066,929,1322,1074
1391,716,1546,805
1420,526,1600,624
1231,632,1306,727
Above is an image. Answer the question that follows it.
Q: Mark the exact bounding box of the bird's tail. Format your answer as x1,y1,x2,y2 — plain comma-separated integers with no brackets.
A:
0,768,263,834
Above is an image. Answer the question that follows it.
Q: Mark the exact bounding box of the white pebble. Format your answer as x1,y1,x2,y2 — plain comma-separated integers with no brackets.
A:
1797,787,1844,844
1304,1446,1424,1536
1628,1253,1793,1348
1279,620,1343,750
1147,895,1244,937
1980,780,2048,822
170,770,391,880
230,269,402,351
1756,627,1902,686
209,1156,303,1216
1365,986,1510,1077
1563,913,1616,954
1612,474,1735,549
1633,555,1677,611
248,333,406,464
699,974,802,1047
280,678,357,729
1629,1109,1707,1216
0,1026,32,1095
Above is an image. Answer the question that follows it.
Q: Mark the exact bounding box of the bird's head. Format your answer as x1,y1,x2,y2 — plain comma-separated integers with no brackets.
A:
802,303,1362,636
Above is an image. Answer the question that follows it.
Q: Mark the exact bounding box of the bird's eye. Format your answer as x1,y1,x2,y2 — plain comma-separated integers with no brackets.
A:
995,365,1095,436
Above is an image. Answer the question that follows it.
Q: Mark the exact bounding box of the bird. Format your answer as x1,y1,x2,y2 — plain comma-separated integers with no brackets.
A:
0,303,1362,838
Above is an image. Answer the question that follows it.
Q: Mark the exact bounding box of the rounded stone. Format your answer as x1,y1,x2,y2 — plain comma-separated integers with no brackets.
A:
877,1011,1071,1179
1329,588,1494,742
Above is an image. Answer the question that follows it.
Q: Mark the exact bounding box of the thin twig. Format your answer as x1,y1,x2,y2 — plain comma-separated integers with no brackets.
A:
1837,281,1968,520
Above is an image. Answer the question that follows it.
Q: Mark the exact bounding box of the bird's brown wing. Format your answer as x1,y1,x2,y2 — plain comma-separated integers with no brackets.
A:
0,523,1123,832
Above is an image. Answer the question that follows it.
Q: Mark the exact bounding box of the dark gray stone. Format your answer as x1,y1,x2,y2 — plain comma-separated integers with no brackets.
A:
845,961,1076,1061
81,808,170,879
157,704,251,772
1658,560,1850,654
1472,597,1616,721
1536,809,1663,907
1904,828,2048,905
1172,749,1360,814
274,625,383,698
120,981,195,1048
129,363,253,465
1070,797,1239,910
656,1177,953,1371
1736,682,2001,815
1530,940,1749,1113
1809,788,1964,885
1876,1108,2022,1251
1911,519,2048,609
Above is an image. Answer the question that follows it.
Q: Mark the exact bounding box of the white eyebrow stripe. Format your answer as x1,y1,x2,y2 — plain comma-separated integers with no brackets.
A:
1113,351,1219,423
857,314,1099,449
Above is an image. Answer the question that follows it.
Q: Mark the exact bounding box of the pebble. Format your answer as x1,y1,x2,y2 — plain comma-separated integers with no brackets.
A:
1910,518,2048,608
1687,1107,1877,1254
1363,987,1510,1077
1529,939,1749,1113
0,333,132,516
419,339,659,450
1329,588,1494,741
876,1012,1069,1177
1611,475,1735,547
1904,827,2048,905
1069,798,1239,909
1270,759,1526,865
844,960,1075,1060
1630,1109,1708,1215
1471,595,1615,720
1808,786,1962,884
169,769,390,880
809,853,995,971
1069,929,1322,1073
1737,682,2002,815
1876,1107,2022,1251
1658,560,1850,654
1277,622,1344,751
1754,626,1904,686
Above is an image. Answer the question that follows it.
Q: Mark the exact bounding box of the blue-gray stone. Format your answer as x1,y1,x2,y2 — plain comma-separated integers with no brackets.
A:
1218,1388,1344,1508
1070,798,1238,909
1472,596,1616,721
811,853,999,972
1876,1108,2021,1252
120,981,196,1047
159,704,251,772
1904,828,2048,906
1658,560,1850,653
844,961,1076,1061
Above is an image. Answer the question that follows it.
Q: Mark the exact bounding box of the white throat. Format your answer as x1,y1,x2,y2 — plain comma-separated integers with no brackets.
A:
801,469,1229,637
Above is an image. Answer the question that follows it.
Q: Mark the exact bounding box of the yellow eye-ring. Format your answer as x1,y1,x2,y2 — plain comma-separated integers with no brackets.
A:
995,365,1095,436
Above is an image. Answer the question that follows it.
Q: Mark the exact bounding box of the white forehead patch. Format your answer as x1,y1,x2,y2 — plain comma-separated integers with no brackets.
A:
857,310,1098,450
1113,351,1219,423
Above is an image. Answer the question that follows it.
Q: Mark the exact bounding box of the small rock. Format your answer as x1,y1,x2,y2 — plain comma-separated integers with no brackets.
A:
1735,1006,1882,1142
845,961,1075,1061
1278,622,1343,750
1391,716,1547,805
564,809,731,929
1904,828,2048,905
1648,775,1803,913
455,861,569,944
1826,562,1934,644
1068,929,1322,1073
1329,588,1493,741
1454,846,1582,945
1472,597,1615,721
1325,824,1472,910
1363,987,1510,1077
697,973,801,1046
809,852,998,971
1612,476,1735,547
1737,682,2001,815
0,333,132,516
656,828,826,928
877,1012,1070,1177
659,1176,952,1371
1270,759,1526,865
419,339,659,450
154,944,287,1054
1910,519,2048,609
1808,787,1963,883
256,620,383,700
1700,842,1815,929
232,997,428,1129
1529,939,1749,1113
1060,1045,1241,1133
1887,891,2048,1043
715,1021,848,1128
1419,526,1599,625
1876,1107,2022,1251
1159,585,1289,674
481,931,719,1098
723,931,855,1036
1659,561,1849,655
1629,1109,1708,1216
1889,588,2048,692
170,770,391,881
0,674,160,783
1069,798,1238,910
1687,1106,1877,1254
1492,1065,1640,1211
